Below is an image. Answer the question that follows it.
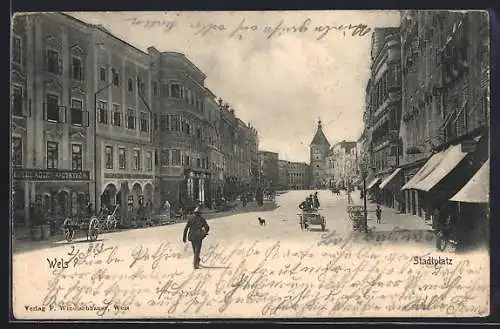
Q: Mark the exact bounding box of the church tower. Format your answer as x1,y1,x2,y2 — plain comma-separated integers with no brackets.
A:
310,118,330,188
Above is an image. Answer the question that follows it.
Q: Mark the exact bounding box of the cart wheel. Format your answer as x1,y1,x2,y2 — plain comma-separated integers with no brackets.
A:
64,228,74,242
88,217,99,241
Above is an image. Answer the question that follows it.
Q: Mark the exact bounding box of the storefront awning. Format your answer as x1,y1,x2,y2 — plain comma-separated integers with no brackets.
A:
379,168,402,190
450,159,489,203
367,177,381,189
413,144,468,192
401,151,446,190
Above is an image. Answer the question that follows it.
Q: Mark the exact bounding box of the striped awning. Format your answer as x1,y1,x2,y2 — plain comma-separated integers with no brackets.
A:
367,177,381,189
380,168,402,190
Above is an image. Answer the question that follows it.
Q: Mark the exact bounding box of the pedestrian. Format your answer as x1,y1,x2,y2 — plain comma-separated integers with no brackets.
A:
164,199,171,222
313,192,320,209
182,207,210,269
376,204,382,224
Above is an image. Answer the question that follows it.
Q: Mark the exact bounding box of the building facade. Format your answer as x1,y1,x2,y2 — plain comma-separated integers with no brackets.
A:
11,13,95,232
287,161,310,189
365,27,403,208
399,10,489,229
309,119,331,188
327,140,358,189
258,151,279,189
277,160,289,189
11,13,260,233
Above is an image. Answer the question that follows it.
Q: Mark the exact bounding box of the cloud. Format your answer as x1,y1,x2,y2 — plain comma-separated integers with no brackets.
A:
70,11,400,162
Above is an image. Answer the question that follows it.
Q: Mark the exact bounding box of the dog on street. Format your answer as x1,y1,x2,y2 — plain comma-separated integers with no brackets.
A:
258,217,266,226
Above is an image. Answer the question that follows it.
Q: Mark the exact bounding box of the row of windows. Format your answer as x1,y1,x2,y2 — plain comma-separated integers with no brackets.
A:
99,67,146,94
158,149,209,169
97,101,150,132
104,146,153,171
153,82,204,112
12,137,84,170
158,114,203,139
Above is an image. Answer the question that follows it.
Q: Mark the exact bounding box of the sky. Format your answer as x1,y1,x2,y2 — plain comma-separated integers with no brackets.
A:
70,11,400,162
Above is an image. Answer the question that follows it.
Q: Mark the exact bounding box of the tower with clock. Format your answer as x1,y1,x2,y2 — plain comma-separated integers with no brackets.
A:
309,118,331,188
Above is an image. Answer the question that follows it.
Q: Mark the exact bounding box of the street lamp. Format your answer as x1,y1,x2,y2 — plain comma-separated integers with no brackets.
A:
358,156,371,233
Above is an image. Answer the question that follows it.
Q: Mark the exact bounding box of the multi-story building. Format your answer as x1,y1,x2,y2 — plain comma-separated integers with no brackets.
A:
277,160,289,189
399,11,489,241
258,151,279,189
204,88,224,201
11,13,95,232
364,27,403,208
327,140,358,189
287,161,310,190
309,119,330,188
247,123,259,188
148,48,211,209
218,104,239,198
92,24,155,220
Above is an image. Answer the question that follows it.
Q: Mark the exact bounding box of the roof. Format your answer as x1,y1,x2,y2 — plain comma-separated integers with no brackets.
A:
310,120,330,147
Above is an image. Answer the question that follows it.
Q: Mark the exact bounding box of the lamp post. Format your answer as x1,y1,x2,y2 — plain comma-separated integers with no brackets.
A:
358,156,370,233
94,68,117,214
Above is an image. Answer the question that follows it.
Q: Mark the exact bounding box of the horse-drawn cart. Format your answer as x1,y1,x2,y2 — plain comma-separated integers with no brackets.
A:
297,210,326,231
347,205,366,231
62,216,100,242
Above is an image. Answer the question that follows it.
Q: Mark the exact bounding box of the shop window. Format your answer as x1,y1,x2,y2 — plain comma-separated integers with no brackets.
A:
105,146,113,169
46,141,59,169
12,136,22,167
118,148,127,169
71,144,82,170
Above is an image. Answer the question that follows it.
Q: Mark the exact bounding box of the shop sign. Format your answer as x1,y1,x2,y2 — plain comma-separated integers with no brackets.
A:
13,169,90,181
104,173,154,180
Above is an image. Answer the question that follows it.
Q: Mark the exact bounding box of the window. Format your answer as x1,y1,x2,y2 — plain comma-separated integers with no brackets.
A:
47,49,61,74
184,88,189,103
127,109,136,130
196,128,202,141
153,82,158,96
71,144,82,170
171,115,180,132
170,83,181,98
100,67,107,82
71,99,83,126
112,69,120,86
146,151,152,171
71,57,83,81
12,85,23,117
185,155,190,167
171,149,181,166
105,146,113,169
160,115,169,131
118,148,127,169
197,158,201,168
112,104,121,127
12,36,21,64
128,78,133,92
46,94,59,122
46,141,58,169
12,137,22,167
160,149,169,166
140,112,149,132
133,149,141,170
139,81,145,94
98,101,108,124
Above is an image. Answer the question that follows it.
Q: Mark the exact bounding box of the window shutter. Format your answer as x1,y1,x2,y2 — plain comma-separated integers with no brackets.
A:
83,110,90,127
59,106,67,123
43,103,48,121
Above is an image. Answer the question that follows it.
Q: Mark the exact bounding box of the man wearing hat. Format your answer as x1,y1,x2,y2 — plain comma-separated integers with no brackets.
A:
182,206,210,269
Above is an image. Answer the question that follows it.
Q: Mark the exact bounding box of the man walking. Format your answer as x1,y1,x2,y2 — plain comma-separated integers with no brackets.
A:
376,205,382,224
182,207,210,269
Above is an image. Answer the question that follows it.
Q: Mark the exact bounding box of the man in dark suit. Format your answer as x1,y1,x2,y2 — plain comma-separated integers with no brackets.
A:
182,207,210,269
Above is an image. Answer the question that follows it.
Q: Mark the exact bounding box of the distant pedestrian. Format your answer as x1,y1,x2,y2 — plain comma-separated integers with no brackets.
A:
313,192,320,209
182,207,210,269
376,205,382,224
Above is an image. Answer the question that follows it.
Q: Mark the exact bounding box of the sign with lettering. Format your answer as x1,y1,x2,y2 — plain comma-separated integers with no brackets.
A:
104,173,154,180
13,169,90,181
